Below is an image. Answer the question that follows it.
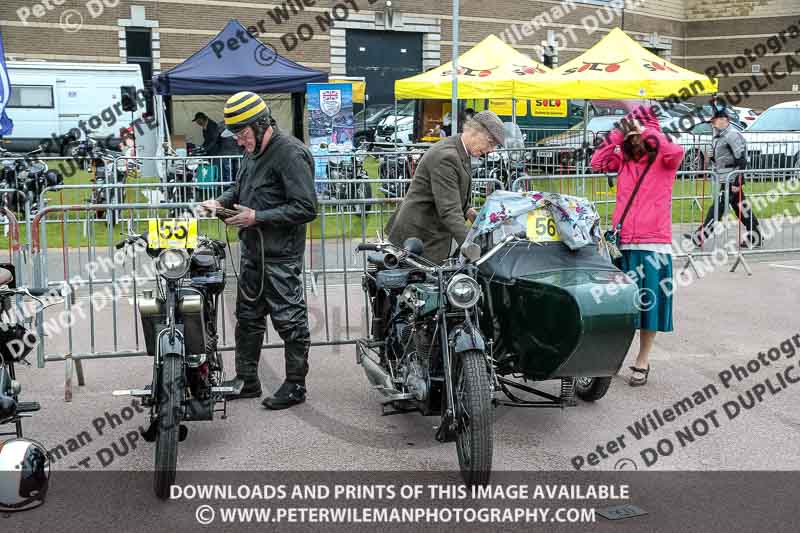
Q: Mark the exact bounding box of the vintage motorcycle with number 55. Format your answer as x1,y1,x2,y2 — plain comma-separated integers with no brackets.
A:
113,219,241,499
356,238,494,485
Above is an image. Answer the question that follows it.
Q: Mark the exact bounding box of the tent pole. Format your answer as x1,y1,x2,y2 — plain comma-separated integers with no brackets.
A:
579,99,589,196
512,98,517,125
158,95,172,151
451,0,459,136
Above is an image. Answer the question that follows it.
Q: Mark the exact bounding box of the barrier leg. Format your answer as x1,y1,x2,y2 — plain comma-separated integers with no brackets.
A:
681,254,701,277
65,353,74,402
75,359,86,387
729,252,752,275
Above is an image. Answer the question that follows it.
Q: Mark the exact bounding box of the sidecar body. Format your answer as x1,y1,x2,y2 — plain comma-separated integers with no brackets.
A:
468,191,638,382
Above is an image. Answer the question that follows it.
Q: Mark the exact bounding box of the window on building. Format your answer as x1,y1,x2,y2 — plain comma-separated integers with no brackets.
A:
7,85,54,108
126,27,154,115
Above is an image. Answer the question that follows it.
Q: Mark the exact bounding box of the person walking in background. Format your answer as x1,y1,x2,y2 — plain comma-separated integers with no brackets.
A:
685,107,762,248
591,106,684,387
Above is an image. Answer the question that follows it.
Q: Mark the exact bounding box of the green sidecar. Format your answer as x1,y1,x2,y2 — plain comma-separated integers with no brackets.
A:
468,191,639,404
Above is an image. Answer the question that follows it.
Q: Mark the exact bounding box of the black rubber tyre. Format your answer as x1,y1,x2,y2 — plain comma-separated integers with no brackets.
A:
154,354,183,499
453,350,494,486
575,377,612,402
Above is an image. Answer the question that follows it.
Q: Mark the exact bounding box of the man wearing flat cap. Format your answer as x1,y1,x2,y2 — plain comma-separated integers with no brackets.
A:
386,110,506,263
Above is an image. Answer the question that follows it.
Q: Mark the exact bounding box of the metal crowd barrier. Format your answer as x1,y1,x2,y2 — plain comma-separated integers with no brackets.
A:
9,147,800,400
27,198,407,399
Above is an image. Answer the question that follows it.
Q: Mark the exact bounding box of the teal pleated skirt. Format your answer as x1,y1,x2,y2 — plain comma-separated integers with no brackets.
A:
619,250,674,333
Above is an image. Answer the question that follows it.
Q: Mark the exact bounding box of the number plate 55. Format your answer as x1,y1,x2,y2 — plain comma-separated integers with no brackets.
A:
526,209,561,243
147,219,198,249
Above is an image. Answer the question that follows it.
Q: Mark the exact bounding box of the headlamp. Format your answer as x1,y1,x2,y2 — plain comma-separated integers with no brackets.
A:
446,274,481,309
156,249,190,280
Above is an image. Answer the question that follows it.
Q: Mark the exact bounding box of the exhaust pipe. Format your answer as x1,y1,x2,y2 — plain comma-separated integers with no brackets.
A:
359,351,394,393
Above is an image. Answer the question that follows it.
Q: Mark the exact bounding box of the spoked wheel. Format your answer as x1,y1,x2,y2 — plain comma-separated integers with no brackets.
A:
575,377,612,402
154,354,184,499
453,349,493,485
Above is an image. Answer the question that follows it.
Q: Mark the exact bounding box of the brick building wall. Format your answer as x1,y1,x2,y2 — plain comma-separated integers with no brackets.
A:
684,0,800,110
2,0,799,137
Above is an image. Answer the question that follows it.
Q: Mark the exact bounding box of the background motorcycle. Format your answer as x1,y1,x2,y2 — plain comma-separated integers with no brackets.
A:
0,147,61,215
83,146,132,223
378,148,419,198
163,146,208,217
114,231,237,499
356,239,493,485
324,148,373,216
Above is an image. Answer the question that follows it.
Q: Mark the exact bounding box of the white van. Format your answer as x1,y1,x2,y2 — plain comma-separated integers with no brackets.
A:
1,61,146,154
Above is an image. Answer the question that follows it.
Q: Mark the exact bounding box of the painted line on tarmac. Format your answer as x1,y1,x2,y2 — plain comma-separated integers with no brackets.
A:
769,264,800,271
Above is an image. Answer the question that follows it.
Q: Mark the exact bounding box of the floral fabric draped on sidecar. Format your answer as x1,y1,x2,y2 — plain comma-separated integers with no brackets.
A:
466,190,602,251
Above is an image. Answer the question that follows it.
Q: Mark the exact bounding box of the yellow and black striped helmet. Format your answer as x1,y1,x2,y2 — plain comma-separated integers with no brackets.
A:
223,91,270,133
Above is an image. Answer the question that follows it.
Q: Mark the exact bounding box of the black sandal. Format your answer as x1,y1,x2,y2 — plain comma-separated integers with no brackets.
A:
629,365,650,387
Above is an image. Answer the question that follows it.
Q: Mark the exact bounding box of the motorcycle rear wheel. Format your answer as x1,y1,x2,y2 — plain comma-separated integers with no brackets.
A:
154,354,184,499
454,349,493,485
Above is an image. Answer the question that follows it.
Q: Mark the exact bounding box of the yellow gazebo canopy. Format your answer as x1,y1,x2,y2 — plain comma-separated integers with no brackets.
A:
394,35,551,100
514,28,718,100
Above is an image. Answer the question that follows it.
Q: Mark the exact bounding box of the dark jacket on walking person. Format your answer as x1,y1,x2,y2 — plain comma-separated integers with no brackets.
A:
690,108,762,248
201,118,221,155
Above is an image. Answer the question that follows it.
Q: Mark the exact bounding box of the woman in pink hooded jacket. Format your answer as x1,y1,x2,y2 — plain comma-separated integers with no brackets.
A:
591,106,684,386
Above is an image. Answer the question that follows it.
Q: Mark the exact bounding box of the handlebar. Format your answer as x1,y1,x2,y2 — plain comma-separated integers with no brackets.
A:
0,286,60,298
355,242,381,252
115,233,147,249
26,287,59,297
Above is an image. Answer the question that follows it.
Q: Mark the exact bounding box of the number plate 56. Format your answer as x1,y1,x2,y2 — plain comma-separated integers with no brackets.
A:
147,219,198,249
526,209,561,243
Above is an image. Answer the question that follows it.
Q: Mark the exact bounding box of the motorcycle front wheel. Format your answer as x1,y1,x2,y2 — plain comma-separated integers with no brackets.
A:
453,349,494,485
154,354,184,499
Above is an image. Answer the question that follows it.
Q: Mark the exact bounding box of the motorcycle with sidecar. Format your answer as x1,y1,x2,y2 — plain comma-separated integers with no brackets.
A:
356,190,639,484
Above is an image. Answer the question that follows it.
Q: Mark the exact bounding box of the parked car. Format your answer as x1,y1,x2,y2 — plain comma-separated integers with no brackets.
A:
732,106,760,128
355,102,415,146
533,115,623,169
534,104,735,172
376,114,415,144
742,101,800,174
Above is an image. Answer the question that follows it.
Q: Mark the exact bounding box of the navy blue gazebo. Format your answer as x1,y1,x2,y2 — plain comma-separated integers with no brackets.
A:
153,19,327,95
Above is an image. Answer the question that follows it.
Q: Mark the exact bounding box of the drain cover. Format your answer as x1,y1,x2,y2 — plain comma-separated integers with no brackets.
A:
597,504,648,521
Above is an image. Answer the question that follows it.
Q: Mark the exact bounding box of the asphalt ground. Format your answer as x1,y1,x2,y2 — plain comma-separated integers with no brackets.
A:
4,245,800,532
